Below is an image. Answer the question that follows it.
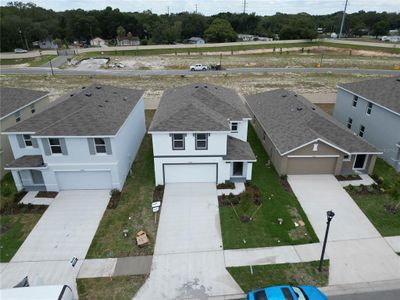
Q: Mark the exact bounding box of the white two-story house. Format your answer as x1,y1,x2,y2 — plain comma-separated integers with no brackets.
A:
3,85,145,191
149,83,256,185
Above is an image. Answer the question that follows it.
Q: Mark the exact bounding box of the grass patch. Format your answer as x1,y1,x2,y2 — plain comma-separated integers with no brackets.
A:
228,260,329,292
86,111,157,258
0,55,56,67
349,158,400,236
219,124,318,249
77,275,147,300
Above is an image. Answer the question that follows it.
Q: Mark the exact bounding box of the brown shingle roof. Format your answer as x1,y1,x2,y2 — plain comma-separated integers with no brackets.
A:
5,155,45,169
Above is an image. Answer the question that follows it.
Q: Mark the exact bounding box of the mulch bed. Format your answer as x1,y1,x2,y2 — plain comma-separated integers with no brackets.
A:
35,191,58,198
217,182,235,190
279,176,293,193
153,185,164,202
108,189,122,209
335,175,362,181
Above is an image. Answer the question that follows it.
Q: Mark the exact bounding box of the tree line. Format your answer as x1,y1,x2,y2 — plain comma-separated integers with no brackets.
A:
1,1,399,51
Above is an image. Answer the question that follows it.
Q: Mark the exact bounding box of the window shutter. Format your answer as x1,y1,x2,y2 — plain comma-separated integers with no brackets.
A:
87,138,96,155
16,135,25,148
105,138,112,155
42,138,51,155
60,138,68,155
32,138,39,148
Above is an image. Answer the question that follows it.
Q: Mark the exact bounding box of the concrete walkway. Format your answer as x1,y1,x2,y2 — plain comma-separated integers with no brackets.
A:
288,175,400,286
217,182,245,196
339,174,376,187
135,183,242,300
19,191,54,205
385,236,400,253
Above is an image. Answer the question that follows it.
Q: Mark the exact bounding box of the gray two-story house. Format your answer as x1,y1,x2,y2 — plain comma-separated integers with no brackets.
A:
334,77,400,172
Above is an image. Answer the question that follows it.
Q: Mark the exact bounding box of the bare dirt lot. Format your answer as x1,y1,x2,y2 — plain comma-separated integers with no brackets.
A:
0,73,389,109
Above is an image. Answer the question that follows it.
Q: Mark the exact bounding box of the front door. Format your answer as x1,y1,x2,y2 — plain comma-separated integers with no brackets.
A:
354,154,367,170
232,162,244,176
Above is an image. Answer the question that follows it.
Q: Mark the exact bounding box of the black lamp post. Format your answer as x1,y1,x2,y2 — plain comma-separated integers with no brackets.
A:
319,210,335,272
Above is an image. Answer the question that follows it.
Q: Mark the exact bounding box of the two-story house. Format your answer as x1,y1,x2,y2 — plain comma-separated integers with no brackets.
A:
246,89,381,175
334,77,400,172
2,85,145,191
149,83,256,185
0,87,50,179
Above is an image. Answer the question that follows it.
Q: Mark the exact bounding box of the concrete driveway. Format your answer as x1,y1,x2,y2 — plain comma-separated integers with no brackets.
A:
0,190,110,291
288,175,400,285
135,183,242,300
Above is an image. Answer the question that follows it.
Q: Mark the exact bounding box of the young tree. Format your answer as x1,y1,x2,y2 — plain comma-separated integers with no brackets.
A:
204,18,237,42
372,20,389,38
116,25,126,39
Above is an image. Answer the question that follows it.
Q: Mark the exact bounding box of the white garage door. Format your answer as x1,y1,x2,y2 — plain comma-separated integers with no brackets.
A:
164,164,216,183
56,171,112,190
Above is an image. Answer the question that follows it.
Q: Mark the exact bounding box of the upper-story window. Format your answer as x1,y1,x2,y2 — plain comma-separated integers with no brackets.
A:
172,134,185,150
231,122,238,133
366,102,373,115
347,117,353,129
15,111,21,122
359,125,366,137
49,138,62,154
195,133,208,150
95,138,107,153
30,103,36,114
352,96,358,107
23,134,33,147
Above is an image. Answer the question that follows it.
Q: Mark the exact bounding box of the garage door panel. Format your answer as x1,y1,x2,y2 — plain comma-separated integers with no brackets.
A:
56,171,112,190
287,157,336,175
164,164,216,183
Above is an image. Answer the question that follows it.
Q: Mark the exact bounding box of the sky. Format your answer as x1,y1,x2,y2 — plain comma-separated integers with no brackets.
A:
17,0,400,15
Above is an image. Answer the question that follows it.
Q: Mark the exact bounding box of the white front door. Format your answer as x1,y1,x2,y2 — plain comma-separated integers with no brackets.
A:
163,164,217,183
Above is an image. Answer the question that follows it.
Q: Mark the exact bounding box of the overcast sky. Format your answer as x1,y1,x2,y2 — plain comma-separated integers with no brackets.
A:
17,0,400,15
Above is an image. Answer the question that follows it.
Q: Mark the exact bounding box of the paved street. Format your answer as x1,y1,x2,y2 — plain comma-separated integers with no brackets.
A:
330,289,400,300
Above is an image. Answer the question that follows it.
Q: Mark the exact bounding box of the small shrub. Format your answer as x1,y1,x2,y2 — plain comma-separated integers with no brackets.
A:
108,189,122,209
353,186,362,193
240,215,251,223
367,186,375,193
14,191,27,203
1,184,13,197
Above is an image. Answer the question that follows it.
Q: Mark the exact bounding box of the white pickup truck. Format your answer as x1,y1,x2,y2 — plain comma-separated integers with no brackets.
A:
190,64,208,71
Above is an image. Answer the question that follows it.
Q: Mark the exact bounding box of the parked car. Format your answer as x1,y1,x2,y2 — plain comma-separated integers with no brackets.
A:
14,48,28,53
0,285,75,300
190,63,208,71
247,285,328,300
110,62,125,68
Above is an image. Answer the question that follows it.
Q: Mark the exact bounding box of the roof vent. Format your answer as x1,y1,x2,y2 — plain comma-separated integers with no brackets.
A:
123,97,128,101
113,91,118,94
82,86,86,89
98,104,103,108
96,86,102,89
70,94,74,97
282,94,287,98
312,107,316,110
104,100,109,103
195,85,199,88
204,85,208,88
296,107,303,111
294,94,298,97
85,92,92,97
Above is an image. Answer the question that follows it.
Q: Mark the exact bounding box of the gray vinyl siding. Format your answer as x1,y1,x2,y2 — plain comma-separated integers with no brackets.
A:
334,88,400,171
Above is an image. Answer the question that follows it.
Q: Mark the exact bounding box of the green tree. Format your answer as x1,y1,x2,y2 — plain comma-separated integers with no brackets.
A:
116,25,126,39
204,18,237,42
372,20,389,38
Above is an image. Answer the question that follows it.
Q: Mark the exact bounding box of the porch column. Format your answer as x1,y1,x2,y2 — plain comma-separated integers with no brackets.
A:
11,170,23,191
368,155,377,175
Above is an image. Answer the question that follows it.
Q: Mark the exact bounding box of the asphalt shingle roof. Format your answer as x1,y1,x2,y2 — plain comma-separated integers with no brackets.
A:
338,76,400,114
0,87,48,119
246,89,380,155
4,85,144,136
6,155,45,169
149,83,249,132
224,136,256,161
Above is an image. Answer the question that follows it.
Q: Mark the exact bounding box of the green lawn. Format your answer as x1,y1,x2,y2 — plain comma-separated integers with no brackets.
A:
219,124,318,249
350,158,400,236
77,275,147,300
0,55,56,67
86,111,157,258
0,173,43,262
228,260,329,293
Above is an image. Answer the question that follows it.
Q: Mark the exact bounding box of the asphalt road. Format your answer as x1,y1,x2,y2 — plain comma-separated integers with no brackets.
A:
329,288,400,300
1,66,399,77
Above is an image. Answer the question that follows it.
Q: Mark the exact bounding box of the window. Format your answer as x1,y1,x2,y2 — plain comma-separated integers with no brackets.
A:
231,122,238,132
281,288,294,300
49,138,62,154
30,103,36,114
347,117,353,129
312,143,318,151
352,96,358,107
253,290,268,300
359,125,365,137
366,102,373,115
195,133,208,150
95,138,107,153
23,134,32,147
232,162,244,176
343,154,351,161
172,134,185,150
354,154,367,169
15,111,21,122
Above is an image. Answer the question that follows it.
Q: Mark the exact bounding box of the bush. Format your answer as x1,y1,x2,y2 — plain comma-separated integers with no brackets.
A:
108,189,122,209
1,184,13,197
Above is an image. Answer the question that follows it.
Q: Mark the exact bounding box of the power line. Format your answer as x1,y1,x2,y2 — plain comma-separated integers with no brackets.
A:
339,0,348,39
243,0,247,14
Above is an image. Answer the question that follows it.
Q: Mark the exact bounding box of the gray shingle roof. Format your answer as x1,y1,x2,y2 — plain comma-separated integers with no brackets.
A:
4,85,144,136
224,136,256,161
338,76,400,114
246,89,380,155
6,155,45,169
149,83,249,132
0,87,48,119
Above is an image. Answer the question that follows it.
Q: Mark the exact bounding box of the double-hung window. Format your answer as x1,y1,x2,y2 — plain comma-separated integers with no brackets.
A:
49,138,62,154
352,96,358,107
95,138,107,153
366,102,373,115
359,125,366,137
347,117,353,129
195,133,208,150
172,134,185,150
231,122,238,133
15,111,21,122
23,134,33,147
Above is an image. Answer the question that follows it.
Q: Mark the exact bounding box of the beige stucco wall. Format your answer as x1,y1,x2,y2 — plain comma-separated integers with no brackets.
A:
0,95,50,178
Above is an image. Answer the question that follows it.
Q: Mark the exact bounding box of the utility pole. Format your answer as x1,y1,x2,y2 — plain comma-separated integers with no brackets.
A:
243,0,247,14
195,4,198,14
167,6,169,15
339,0,348,39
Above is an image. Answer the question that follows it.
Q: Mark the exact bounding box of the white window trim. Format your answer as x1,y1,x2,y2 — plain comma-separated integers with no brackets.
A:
94,138,107,154
353,154,368,170
230,122,238,133
347,117,353,129
195,133,208,150
343,154,351,162
366,102,373,116
172,134,185,150
23,134,33,147
49,138,62,154
352,96,358,107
